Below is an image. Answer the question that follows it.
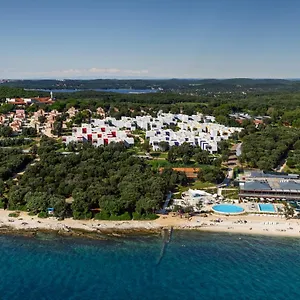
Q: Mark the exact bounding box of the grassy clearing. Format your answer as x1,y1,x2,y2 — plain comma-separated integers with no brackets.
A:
176,180,216,197
192,181,216,189
157,152,168,159
283,165,299,174
148,160,172,169
221,188,239,199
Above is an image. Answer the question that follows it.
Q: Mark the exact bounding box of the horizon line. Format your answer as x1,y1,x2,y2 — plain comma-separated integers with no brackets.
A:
1,77,300,81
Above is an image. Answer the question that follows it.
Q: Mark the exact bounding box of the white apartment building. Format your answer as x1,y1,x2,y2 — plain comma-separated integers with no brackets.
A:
62,123,134,147
62,112,242,151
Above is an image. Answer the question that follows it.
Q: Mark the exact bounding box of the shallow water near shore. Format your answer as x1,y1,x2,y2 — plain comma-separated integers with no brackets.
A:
1,231,300,300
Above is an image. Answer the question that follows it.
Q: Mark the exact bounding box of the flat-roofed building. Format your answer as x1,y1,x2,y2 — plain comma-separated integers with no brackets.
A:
239,171,300,201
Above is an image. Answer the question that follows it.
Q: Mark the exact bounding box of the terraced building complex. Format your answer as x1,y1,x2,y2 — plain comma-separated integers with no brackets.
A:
62,112,242,152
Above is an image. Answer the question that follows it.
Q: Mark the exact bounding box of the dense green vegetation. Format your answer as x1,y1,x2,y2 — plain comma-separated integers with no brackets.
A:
43,91,300,129
286,150,300,172
6,138,187,219
0,137,32,147
0,86,47,99
197,166,225,184
0,148,32,182
0,125,37,138
0,125,13,137
2,86,300,127
239,126,300,170
285,141,300,172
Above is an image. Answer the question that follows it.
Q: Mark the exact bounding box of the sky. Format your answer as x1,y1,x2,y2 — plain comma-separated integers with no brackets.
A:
0,0,300,79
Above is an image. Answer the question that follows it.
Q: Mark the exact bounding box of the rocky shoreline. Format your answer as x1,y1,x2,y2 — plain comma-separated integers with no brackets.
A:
0,223,163,240
1,209,300,240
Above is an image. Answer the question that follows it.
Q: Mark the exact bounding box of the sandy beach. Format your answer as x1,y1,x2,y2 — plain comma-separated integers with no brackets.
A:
1,209,300,237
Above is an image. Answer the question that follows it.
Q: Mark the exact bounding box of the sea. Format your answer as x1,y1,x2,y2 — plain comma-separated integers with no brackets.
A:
1,231,300,300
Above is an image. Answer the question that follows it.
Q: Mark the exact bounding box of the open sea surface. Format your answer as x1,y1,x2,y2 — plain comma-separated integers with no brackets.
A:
1,231,300,300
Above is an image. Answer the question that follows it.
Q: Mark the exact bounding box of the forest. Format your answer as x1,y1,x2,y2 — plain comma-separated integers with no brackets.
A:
2,86,300,125
0,148,32,185
239,126,300,170
4,138,187,219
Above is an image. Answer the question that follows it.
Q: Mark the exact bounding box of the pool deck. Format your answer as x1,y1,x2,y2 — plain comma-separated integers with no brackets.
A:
207,202,283,215
212,204,245,215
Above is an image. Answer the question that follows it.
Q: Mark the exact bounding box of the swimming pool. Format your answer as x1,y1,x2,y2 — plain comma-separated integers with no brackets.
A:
258,203,276,213
212,204,244,215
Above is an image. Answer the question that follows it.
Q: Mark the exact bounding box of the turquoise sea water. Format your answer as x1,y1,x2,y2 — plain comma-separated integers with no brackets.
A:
1,231,300,300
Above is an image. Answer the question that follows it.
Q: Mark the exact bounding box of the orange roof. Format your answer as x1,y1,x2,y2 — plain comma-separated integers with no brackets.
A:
32,97,54,104
159,167,200,178
11,100,25,105
254,119,263,125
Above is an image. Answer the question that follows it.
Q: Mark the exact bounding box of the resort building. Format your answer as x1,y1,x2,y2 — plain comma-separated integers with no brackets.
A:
61,112,242,151
229,113,271,126
144,112,242,152
181,189,215,206
171,189,215,212
239,171,300,201
62,123,134,147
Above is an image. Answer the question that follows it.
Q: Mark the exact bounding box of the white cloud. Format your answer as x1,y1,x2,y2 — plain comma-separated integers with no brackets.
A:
1,67,150,79
88,68,121,74
124,69,149,75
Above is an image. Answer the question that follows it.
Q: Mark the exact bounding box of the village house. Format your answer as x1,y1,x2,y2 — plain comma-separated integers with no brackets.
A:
96,107,106,118
14,109,26,120
6,97,54,106
66,107,78,118
10,119,22,132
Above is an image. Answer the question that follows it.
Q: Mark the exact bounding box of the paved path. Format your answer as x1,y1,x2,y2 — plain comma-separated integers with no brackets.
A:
159,192,172,214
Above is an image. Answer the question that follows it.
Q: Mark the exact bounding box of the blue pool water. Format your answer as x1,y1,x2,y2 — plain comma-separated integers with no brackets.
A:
259,203,276,212
212,204,244,214
0,232,300,299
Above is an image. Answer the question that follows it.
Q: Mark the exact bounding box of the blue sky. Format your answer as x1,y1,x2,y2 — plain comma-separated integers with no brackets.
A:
1,0,299,79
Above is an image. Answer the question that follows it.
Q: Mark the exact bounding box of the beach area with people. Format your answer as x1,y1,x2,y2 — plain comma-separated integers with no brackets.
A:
1,208,300,238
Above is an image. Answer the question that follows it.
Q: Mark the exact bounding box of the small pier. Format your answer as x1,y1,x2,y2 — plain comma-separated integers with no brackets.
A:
156,227,173,265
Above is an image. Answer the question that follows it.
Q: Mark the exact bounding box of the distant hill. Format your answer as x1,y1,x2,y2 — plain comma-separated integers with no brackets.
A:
1,78,300,92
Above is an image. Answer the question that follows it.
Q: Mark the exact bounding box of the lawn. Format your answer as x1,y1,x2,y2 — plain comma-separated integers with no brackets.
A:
221,188,239,199
283,165,300,174
176,180,216,197
192,181,216,189
148,159,172,169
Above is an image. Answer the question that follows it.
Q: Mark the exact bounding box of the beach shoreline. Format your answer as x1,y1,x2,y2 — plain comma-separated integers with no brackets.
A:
1,209,300,238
